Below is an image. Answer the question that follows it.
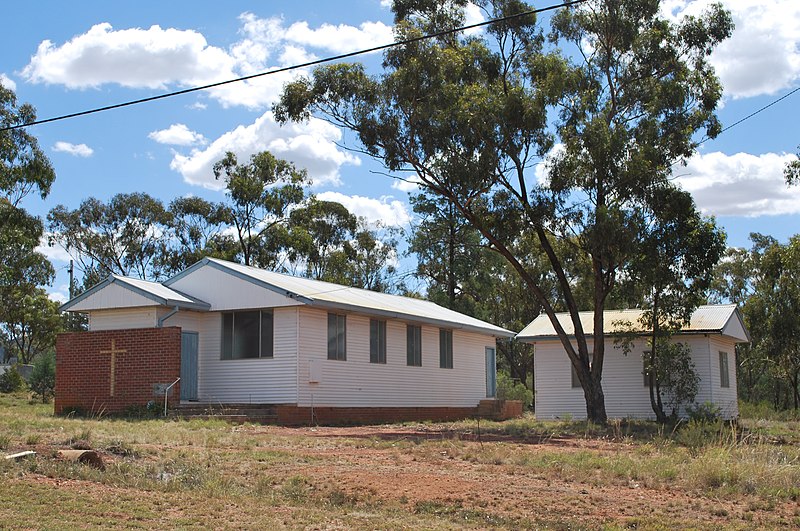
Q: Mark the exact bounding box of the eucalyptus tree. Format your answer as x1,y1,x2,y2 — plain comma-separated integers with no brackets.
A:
48,192,173,281
276,0,732,422
212,151,307,268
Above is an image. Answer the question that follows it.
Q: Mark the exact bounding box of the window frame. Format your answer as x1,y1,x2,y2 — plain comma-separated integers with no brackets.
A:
406,324,422,367
369,319,387,364
220,309,274,360
439,329,453,369
327,313,347,361
719,351,730,388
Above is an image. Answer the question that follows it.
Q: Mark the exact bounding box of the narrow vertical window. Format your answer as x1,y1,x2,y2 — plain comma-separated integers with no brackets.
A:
406,324,422,366
439,329,453,369
571,354,592,388
327,313,347,361
719,351,730,388
370,319,386,364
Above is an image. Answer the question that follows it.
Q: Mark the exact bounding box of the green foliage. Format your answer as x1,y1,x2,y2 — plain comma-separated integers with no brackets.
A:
47,192,173,281
711,233,800,410
28,351,55,403
0,365,26,393
276,0,733,423
687,402,722,423
1,287,63,364
496,372,532,406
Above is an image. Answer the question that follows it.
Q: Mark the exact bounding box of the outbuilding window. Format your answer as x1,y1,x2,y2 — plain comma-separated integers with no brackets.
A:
221,310,273,359
407,324,422,366
439,329,453,369
328,313,347,361
719,351,730,388
370,319,386,364
571,353,592,388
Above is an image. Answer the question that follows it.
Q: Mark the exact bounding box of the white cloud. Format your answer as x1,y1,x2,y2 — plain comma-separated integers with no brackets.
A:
673,151,800,216
148,123,206,146
284,20,393,53
53,141,94,157
663,1,800,99
315,191,411,227
169,111,360,189
48,287,69,304
391,174,422,193
0,72,16,91
20,13,394,109
35,237,73,264
22,23,235,90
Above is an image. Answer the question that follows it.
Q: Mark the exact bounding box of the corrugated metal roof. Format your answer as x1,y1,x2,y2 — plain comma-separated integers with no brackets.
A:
202,258,514,337
516,304,748,342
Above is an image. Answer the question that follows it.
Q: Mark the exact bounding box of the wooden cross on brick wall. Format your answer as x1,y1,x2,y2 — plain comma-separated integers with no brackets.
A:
99,339,127,397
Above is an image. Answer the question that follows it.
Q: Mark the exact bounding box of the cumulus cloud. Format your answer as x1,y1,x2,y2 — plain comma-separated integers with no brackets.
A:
284,20,393,53
0,72,16,91
53,141,94,157
315,191,411,227
673,151,800,217
148,123,206,146
169,111,359,189
20,13,393,109
391,174,422,193
663,1,800,99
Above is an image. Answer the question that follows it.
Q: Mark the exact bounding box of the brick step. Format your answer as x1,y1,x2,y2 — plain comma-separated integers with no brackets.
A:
169,403,278,423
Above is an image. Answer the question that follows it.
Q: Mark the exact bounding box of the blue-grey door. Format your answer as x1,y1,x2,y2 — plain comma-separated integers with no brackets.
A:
485,347,497,398
180,332,199,401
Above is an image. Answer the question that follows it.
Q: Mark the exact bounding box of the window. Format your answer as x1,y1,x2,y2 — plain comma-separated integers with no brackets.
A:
439,329,453,369
370,319,386,364
328,313,347,361
571,353,592,388
719,351,730,388
407,324,422,366
221,310,273,359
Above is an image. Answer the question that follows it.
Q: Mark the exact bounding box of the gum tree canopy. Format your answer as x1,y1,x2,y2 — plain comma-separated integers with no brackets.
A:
275,0,732,422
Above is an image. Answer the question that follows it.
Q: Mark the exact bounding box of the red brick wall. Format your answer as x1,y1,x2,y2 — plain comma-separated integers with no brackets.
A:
55,327,181,415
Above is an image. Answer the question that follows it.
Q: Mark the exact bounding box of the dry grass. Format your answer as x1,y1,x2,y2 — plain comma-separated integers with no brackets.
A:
1,392,800,529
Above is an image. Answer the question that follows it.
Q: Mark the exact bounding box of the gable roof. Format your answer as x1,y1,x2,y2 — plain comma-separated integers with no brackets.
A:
59,274,210,313
165,257,515,337
516,304,750,343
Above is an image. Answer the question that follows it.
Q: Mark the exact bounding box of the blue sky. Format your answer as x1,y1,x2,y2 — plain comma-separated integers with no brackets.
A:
2,0,799,302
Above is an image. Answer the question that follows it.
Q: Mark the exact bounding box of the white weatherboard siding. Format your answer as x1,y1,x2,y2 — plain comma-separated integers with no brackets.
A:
89,308,158,330
178,307,298,404
709,336,739,418
73,282,160,312
297,307,493,407
166,264,303,312
533,336,736,420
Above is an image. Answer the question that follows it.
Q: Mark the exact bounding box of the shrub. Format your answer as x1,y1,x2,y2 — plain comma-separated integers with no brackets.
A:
687,401,721,423
496,372,533,406
29,352,55,403
0,365,27,393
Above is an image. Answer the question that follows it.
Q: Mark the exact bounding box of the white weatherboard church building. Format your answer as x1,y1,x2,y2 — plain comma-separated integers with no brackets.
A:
517,305,749,420
59,257,515,423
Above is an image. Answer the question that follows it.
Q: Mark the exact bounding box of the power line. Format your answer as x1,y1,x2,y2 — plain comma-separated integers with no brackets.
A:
698,86,800,145
1,0,588,132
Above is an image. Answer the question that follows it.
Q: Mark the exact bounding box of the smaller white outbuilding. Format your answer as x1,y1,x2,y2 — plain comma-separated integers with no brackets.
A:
517,305,750,420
